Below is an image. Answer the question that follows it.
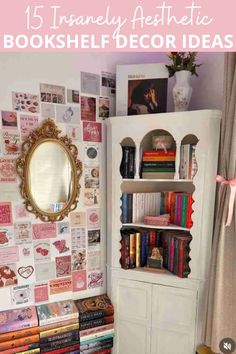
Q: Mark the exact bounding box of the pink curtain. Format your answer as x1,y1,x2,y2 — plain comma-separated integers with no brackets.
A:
205,53,236,353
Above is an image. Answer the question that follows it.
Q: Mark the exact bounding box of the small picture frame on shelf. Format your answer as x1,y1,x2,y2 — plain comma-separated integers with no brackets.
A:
116,63,168,116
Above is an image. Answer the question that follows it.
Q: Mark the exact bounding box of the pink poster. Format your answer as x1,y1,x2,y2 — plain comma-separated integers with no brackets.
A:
20,115,39,140
56,255,72,278
83,122,102,142
0,158,17,183
72,270,87,292
49,277,72,295
32,223,57,239
34,284,49,303
0,203,13,226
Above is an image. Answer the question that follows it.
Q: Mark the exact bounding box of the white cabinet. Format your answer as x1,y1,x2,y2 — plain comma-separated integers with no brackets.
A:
106,110,221,354
112,278,197,354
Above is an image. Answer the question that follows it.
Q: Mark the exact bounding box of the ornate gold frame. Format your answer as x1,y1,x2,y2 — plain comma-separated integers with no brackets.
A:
16,118,83,222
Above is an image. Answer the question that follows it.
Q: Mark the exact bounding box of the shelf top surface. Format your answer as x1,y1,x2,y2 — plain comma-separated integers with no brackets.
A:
122,222,190,231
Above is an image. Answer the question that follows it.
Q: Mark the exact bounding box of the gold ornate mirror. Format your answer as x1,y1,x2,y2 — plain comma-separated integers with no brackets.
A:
16,118,82,222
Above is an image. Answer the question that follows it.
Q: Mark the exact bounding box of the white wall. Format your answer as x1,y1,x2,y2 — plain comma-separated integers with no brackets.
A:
0,52,224,114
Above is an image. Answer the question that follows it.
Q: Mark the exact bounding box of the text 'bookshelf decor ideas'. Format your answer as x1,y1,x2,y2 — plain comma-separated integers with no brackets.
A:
107,110,221,354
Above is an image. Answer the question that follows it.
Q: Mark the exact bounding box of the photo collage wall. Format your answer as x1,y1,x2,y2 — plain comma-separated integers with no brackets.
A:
0,70,116,309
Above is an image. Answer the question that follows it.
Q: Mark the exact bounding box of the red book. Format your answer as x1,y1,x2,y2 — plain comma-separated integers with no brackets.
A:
143,150,176,157
149,229,156,247
177,237,192,278
169,192,176,224
186,195,194,229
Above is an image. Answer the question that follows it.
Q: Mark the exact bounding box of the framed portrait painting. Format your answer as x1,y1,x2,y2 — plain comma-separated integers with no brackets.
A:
116,63,168,116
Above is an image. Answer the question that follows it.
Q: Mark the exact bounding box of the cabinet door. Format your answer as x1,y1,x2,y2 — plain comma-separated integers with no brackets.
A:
113,278,152,354
151,285,197,354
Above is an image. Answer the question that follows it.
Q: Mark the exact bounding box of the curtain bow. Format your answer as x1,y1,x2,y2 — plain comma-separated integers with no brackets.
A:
216,175,236,226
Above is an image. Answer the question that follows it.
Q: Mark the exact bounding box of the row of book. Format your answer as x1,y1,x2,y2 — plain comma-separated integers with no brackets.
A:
120,145,198,180
141,150,176,179
0,294,114,354
121,191,193,228
120,228,192,278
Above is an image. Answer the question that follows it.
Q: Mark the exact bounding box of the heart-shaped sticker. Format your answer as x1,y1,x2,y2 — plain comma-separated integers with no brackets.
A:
18,266,34,279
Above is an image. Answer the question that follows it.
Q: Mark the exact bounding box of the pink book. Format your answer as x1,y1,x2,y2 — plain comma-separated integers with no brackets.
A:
176,194,183,226
0,306,38,334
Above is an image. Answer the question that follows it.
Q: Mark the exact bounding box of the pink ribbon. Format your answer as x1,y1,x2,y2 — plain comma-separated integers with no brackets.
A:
216,175,236,226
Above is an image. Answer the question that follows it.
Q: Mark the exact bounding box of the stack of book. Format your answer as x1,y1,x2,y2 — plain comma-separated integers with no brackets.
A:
160,230,192,278
37,300,80,354
0,306,40,354
120,145,135,179
141,150,176,179
75,294,114,354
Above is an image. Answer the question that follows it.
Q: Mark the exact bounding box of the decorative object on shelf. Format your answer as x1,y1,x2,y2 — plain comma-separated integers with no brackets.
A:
166,52,201,112
146,246,163,269
152,135,173,151
116,63,168,116
144,214,170,226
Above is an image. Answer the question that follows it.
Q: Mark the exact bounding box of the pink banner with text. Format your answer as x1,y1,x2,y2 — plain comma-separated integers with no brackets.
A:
0,0,235,51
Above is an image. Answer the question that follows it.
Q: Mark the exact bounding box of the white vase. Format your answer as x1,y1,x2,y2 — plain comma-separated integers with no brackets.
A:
173,70,193,112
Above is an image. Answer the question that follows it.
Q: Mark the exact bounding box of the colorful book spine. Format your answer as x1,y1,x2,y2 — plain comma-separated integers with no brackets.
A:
140,231,149,267
81,334,114,346
142,167,175,172
186,195,193,228
127,193,133,223
79,315,114,331
181,194,188,227
129,233,136,268
41,343,80,354
149,229,156,247
142,162,175,168
143,150,176,157
0,334,39,351
40,329,79,343
0,327,39,342
143,156,175,161
81,329,114,343
80,323,114,338
39,318,77,332
121,193,128,223
135,232,141,268
1,343,39,354
81,341,113,354
40,337,79,351
40,323,79,338
120,231,130,269
177,237,192,278
168,236,175,272
176,193,183,226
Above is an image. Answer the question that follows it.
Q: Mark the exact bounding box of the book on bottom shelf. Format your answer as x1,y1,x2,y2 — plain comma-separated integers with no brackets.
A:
36,300,78,326
74,294,114,323
0,307,38,334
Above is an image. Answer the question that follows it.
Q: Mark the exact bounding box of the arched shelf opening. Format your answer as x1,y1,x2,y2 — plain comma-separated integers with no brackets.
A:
179,134,199,180
139,129,176,179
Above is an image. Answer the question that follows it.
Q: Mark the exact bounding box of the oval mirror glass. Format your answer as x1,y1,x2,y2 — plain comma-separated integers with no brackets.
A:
28,141,73,213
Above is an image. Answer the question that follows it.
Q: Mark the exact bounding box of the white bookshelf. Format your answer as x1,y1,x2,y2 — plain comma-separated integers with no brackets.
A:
106,110,221,354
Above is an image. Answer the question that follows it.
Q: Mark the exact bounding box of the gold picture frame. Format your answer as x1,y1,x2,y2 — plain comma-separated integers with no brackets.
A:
16,118,83,222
